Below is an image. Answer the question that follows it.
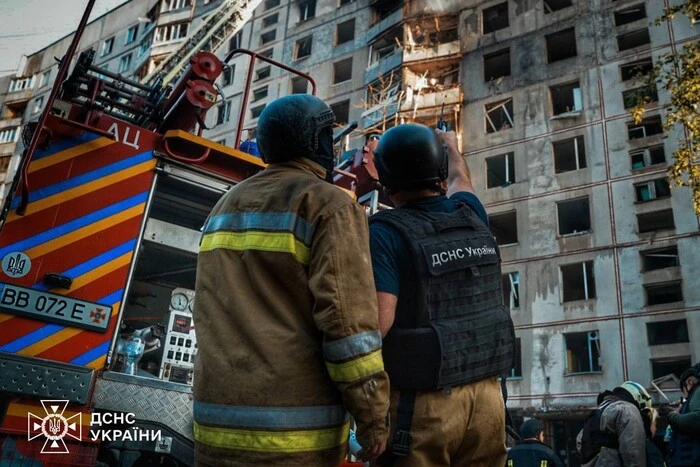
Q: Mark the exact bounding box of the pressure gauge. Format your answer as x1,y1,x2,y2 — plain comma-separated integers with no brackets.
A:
188,297,195,313
170,292,189,311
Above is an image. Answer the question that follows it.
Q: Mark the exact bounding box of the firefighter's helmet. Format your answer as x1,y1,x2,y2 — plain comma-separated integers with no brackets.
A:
256,94,336,171
618,381,653,410
373,123,447,192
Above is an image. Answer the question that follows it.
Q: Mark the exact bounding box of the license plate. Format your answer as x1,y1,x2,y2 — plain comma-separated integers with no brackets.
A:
0,283,112,333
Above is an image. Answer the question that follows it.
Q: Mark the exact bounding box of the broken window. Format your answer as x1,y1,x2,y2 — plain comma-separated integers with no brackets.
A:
295,36,313,60
546,28,577,63
645,281,683,305
222,65,234,86
565,331,602,374
561,261,595,302
614,3,646,26
502,272,520,309
484,48,511,82
255,66,271,81
252,86,268,102
251,104,266,119
509,338,523,378
365,71,400,107
299,0,316,21
486,152,515,188
622,84,658,109
627,116,663,139
369,27,402,64
291,76,307,94
410,19,459,47
330,100,350,125
647,320,689,345
483,3,509,34
620,57,653,81
544,0,572,13
371,0,401,23
216,100,231,125
617,28,651,51
553,136,586,173
550,82,582,115
641,246,679,271
634,178,671,202
333,57,353,84
336,19,355,46
262,13,278,28
229,32,242,52
485,98,514,133
260,30,276,45
557,197,591,236
264,0,279,9
489,211,518,246
651,357,692,380
638,209,675,233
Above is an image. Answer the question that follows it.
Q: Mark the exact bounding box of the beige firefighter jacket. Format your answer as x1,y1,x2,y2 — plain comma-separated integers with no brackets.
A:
193,158,390,466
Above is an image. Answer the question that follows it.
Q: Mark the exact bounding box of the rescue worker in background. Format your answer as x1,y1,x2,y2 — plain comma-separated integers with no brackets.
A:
579,381,653,467
667,362,700,466
506,419,563,467
369,123,516,466
193,94,390,466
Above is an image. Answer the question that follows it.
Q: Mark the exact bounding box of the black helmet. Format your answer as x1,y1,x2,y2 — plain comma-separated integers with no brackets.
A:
374,123,447,191
679,362,700,389
256,94,335,171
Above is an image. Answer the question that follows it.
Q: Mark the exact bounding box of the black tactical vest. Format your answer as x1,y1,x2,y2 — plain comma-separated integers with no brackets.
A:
370,204,516,390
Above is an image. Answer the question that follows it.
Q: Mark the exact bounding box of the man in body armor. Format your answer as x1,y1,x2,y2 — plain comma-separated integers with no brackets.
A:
369,124,515,466
194,95,390,466
667,363,700,466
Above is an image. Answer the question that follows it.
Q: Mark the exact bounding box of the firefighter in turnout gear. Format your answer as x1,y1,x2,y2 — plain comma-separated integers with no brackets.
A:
193,94,390,466
369,123,516,466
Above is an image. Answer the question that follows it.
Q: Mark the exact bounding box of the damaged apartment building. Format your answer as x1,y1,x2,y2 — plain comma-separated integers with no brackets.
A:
1,0,699,463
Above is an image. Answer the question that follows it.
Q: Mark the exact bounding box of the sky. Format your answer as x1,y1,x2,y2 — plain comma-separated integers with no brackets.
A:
0,0,129,75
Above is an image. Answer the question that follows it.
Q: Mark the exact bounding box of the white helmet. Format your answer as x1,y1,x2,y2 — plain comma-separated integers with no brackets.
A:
618,381,653,410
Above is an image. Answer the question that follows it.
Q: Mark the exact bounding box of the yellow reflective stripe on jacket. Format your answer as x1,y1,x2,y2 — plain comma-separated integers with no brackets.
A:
325,349,384,383
193,420,350,452
200,231,311,265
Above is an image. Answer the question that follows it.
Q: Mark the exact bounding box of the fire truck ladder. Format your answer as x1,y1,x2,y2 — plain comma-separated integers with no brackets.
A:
143,0,263,87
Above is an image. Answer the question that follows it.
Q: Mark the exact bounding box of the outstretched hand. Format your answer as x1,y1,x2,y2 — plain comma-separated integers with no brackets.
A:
357,439,387,462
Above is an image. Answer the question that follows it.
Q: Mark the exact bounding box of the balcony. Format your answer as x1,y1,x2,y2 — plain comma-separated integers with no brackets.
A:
5,88,33,106
403,40,460,63
366,8,403,42
361,100,399,129
0,118,22,131
365,48,403,84
156,8,192,26
150,39,185,58
0,142,18,157
400,84,461,112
